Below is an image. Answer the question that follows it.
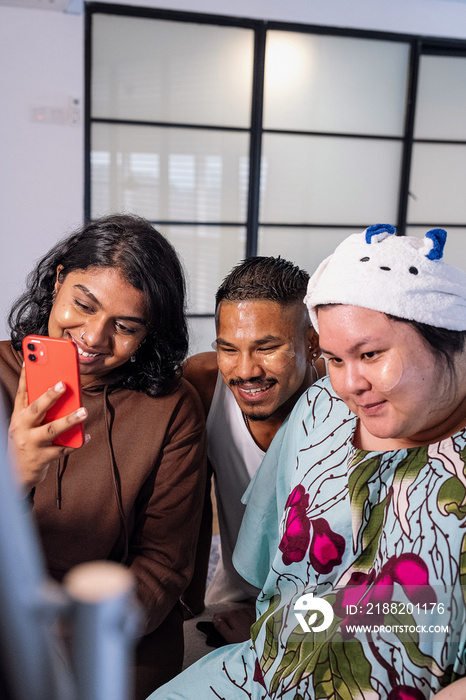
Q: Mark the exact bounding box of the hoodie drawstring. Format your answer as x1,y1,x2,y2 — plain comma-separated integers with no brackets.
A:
56,455,68,509
54,385,129,564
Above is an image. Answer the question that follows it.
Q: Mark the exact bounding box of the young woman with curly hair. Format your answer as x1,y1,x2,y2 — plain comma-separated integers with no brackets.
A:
1,213,206,700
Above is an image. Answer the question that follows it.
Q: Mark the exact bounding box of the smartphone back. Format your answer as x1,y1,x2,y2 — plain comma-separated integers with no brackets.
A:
22,335,84,448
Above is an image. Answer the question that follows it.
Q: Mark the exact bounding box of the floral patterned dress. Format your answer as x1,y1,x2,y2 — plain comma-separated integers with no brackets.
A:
150,377,466,700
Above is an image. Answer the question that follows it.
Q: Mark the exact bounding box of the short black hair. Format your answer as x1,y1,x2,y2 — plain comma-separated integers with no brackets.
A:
215,256,309,314
8,214,188,397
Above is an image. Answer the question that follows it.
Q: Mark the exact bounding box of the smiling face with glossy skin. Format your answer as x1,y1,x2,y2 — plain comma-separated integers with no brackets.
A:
216,299,316,423
49,266,148,386
317,304,466,449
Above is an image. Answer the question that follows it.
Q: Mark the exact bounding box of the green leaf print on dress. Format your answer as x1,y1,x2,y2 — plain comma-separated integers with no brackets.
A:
219,384,466,700
348,448,428,573
253,444,456,699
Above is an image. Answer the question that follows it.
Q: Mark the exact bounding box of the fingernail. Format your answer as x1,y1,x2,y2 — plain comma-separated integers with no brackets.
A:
76,407,87,418
54,381,65,391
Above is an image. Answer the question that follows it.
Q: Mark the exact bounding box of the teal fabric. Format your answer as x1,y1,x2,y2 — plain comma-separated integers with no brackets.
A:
233,413,290,590
150,377,466,700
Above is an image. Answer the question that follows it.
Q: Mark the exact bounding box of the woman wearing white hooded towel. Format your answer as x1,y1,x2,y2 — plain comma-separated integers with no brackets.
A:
149,224,466,700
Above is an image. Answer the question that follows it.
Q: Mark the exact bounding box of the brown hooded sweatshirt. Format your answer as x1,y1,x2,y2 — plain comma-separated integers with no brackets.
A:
0,340,207,698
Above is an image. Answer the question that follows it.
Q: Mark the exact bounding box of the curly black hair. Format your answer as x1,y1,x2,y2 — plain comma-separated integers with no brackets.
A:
8,214,188,397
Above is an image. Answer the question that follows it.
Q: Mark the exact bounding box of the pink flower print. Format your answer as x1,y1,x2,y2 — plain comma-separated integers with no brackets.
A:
334,570,392,634
279,488,346,571
333,570,374,622
285,485,308,509
335,553,436,639
387,553,436,605
308,518,346,575
279,486,310,565
387,685,426,700
335,570,375,612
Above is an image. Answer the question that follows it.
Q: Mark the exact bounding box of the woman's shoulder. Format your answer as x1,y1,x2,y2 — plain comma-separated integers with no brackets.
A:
152,376,204,409
0,340,20,369
275,375,356,457
151,377,206,436
171,376,205,412
0,341,22,382
294,375,352,422
114,376,205,426
0,341,21,411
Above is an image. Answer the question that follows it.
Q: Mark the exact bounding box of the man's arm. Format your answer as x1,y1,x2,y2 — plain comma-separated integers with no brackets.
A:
180,351,218,615
432,679,466,699
183,351,219,418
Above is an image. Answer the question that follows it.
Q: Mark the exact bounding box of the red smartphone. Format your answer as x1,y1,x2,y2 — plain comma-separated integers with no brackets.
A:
22,335,84,448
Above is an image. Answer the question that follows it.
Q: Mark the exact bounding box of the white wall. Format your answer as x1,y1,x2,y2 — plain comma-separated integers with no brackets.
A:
0,7,83,340
2,0,466,351
102,0,466,40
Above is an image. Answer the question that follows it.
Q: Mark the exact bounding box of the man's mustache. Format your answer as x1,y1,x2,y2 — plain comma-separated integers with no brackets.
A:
229,377,278,387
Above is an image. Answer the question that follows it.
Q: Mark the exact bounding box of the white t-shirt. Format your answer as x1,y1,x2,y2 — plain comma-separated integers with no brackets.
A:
205,372,264,603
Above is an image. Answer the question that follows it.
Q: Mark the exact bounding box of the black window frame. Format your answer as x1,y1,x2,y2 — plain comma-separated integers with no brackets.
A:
85,2,466,315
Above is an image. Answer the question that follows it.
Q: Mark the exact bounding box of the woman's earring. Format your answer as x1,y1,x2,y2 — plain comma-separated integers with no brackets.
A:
130,354,136,363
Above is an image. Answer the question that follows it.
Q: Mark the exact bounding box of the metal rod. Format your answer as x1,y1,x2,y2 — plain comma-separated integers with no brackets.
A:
64,561,141,700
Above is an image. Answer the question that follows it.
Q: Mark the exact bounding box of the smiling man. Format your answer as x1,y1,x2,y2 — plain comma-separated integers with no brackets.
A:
182,256,323,641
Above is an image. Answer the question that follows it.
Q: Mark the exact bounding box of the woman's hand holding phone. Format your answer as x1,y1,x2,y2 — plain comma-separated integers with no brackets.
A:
8,365,88,491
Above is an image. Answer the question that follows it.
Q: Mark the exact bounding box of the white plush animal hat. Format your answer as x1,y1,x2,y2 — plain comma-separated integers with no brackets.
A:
305,224,466,332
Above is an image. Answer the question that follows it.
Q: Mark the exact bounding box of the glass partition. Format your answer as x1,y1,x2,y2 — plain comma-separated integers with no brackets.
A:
92,14,254,127
89,9,466,314
263,31,409,137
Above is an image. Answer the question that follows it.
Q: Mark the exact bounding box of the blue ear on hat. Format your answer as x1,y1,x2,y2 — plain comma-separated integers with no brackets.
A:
365,223,397,244
306,223,466,332
364,224,447,261
425,228,447,261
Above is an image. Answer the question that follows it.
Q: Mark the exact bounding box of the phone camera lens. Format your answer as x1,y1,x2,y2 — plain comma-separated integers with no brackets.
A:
27,343,35,351
28,354,37,362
